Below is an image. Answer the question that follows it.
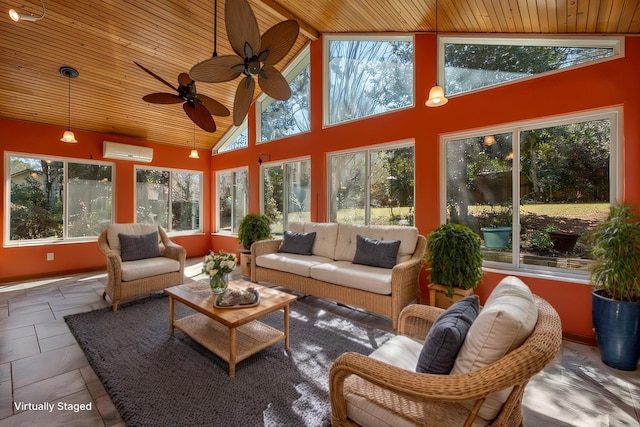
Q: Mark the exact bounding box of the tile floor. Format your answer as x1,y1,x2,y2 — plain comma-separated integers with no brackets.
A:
0,259,638,426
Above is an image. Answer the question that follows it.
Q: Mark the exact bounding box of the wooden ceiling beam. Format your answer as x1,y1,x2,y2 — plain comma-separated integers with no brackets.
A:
256,0,320,40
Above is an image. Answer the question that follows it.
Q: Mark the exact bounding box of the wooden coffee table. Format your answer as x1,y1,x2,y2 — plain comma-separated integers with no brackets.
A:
165,280,297,377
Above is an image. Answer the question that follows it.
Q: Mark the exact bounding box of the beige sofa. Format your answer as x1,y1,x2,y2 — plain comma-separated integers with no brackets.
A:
98,223,186,310
251,222,426,329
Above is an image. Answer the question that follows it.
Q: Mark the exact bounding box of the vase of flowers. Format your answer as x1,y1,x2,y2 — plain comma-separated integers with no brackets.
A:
202,251,237,294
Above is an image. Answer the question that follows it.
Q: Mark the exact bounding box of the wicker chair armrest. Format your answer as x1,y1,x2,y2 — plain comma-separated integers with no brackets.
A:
397,303,444,339
251,239,283,257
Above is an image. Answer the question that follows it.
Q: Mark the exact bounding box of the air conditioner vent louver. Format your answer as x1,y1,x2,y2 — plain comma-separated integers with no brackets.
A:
103,141,153,163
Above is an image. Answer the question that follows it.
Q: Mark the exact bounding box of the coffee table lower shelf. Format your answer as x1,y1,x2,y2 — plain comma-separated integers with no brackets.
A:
174,313,285,376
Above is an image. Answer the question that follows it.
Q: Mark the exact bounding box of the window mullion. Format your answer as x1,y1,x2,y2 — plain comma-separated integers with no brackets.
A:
512,130,521,268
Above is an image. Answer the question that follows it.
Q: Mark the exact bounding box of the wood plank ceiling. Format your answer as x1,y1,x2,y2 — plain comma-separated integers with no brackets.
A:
1,0,639,151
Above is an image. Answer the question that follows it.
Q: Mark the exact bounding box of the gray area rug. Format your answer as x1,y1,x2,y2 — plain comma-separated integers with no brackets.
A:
65,293,393,427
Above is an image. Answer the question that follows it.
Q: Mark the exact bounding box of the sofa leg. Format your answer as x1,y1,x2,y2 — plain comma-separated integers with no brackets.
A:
111,302,118,312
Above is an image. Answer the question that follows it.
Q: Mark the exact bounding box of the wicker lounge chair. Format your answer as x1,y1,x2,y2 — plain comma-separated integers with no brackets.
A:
98,223,186,310
329,296,562,426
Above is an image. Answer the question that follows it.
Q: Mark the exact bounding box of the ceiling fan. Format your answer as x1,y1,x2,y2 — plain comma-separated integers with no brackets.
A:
134,61,230,132
189,0,300,126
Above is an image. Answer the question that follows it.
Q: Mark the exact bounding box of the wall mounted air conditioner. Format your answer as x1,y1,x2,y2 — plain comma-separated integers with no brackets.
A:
103,141,153,163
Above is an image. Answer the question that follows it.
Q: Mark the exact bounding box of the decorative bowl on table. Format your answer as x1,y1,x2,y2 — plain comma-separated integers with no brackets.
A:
214,287,260,308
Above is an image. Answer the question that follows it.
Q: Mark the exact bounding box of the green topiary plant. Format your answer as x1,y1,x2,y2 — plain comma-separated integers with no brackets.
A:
590,205,640,303
238,213,272,249
425,223,483,297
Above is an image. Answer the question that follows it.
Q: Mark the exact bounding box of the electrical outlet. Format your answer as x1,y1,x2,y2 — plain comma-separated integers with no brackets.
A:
46,252,54,261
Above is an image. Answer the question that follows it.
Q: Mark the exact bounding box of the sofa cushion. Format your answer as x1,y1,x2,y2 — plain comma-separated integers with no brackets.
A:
289,222,339,259
334,224,418,264
119,231,160,262
279,231,316,255
106,223,159,256
256,253,333,278
310,261,392,294
353,235,401,269
416,295,479,374
451,276,538,420
121,257,181,282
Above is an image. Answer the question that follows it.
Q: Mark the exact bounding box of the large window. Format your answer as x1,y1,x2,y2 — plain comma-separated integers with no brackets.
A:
444,109,620,277
216,168,248,234
135,167,202,233
442,35,622,96
262,158,311,234
257,45,310,143
324,35,414,126
7,154,113,243
329,143,414,226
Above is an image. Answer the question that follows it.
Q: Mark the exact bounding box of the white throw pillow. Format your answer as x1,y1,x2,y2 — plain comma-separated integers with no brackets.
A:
451,276,538,420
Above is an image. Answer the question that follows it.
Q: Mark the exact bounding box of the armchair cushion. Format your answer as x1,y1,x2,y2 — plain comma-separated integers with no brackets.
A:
279,231,316,255
353,235,401,269
416,295,479,374
119,231,160,262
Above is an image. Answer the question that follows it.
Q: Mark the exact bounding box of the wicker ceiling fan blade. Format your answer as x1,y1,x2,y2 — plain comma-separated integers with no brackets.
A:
233,76,255,126
258,65,291,100
142,93,184,104
260,20,300,66
134,61,178,92
190,55,243,83
197,94,231,117
225,0,261,58
178,73,192,87
184,102,217,133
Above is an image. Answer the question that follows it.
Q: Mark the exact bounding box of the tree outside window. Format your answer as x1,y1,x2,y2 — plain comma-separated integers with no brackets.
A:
262,159,310,234
217,169,247,234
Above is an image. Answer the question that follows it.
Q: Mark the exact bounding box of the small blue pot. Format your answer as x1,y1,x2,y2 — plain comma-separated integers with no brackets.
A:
481,227,512,249
592,290,640,371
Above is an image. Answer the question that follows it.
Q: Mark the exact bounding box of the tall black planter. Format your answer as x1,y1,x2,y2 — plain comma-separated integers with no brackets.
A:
592,289,640,371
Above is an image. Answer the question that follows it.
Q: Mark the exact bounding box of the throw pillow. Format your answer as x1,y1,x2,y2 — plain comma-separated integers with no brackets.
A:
352,235,401,269
416,295,480,374
279,231,317,255
451,276,538,420
118,231,160,262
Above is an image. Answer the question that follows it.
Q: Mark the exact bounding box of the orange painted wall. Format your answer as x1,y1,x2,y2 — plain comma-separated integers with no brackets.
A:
2,34,639,342
0,118,213,281
209,34,640,342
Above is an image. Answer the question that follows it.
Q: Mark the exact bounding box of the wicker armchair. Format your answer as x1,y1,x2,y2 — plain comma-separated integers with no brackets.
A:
98,224,186,311
330,297,562,427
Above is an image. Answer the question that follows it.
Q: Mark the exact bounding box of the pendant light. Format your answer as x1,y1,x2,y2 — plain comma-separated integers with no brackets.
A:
189,125,199,158
426,0,448,107
59,66,79,143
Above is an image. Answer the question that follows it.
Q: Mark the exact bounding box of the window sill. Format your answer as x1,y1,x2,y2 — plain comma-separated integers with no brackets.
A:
482,265,591,285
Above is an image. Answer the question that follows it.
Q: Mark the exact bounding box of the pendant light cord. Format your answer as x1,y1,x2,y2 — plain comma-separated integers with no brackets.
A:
67,74,71,130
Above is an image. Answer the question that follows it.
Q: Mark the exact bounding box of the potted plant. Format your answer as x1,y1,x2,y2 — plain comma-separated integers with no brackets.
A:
590,205,640,371
237,213,272,277
479,205,512,249
425,223,484,309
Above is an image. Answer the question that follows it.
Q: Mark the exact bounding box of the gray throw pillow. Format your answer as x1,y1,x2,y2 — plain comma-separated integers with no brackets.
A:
279,231,317,255
352,235,401,269
118,231,160,262
416,295,480,374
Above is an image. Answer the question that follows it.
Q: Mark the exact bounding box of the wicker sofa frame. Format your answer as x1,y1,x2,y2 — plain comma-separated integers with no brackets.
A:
98,226,186,311
329,296,562,426
251,234,426,330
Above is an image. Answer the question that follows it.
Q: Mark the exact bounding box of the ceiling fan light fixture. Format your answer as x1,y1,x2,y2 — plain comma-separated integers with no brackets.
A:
59,65,79,143
9,0,46,22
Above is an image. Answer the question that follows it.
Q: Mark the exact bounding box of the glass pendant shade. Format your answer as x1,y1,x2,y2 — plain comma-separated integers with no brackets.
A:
189,149,199,159
425,84,448,107
60,130,77,143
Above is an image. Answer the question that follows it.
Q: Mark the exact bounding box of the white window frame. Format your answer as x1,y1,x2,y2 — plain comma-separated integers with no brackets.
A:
259,156,311,233
215,166,248,235
323,34,415,128
213,120,248,154
440,34,624,98
256,43,311,144
439,107,623,281
327,140,415,225
134,165,203,235
5,151,115,246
